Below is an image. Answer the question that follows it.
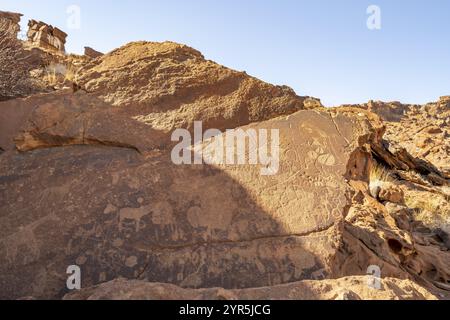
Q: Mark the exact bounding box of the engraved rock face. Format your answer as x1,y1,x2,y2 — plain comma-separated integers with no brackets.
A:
0,102,368,299
0,71,384,298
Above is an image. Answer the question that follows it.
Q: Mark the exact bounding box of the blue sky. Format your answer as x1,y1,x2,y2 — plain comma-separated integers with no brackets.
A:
1,0,449,106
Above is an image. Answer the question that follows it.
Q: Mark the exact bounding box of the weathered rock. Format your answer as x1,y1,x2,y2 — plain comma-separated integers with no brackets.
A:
0,91,168,153
84,46,103,59
360,100,450,178
27,20,67,53
439,96,450,107
64,277,437,300
366,100,407,122
384,202,412,231
435,229,450,250
76,41,317,134
0,11,22,38
378,183,405,204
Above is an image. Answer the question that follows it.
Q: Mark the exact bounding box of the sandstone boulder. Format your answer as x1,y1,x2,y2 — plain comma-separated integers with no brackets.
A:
76,41,318,134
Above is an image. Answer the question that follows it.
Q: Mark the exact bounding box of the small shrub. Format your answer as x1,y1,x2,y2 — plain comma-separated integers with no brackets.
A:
405,193,442,214
369,163,396,199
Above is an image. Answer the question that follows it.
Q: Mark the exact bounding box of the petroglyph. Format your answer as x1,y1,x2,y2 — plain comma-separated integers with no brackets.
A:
0,106,416,299
150,201,175,226
119,205,152,232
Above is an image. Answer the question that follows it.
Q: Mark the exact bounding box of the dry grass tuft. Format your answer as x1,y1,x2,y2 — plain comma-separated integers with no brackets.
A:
368,162,397,200
405,193,442,214
370,163,395,184
64,64,79,83
43,62,79,87
44,66,58,86
405,192,450,232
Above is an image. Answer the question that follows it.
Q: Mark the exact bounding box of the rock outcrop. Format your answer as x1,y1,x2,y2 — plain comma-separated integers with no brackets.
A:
360,99,450,178
27,20,67,53
76,41,319,133
0,11,22,37
84,46,103,59
0,11,67,54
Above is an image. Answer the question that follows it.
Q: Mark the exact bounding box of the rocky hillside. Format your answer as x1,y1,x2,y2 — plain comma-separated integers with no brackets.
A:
0,14,449,300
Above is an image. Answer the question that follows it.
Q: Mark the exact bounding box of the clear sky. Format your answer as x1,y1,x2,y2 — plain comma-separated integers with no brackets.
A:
1,0,449,106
